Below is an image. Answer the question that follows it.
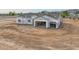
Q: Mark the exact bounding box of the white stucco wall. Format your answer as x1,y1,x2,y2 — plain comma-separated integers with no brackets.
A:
16,17,33,25
16,17,23,24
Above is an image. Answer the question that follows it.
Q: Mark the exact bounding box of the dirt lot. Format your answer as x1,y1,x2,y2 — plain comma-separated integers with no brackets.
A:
0,16,79,50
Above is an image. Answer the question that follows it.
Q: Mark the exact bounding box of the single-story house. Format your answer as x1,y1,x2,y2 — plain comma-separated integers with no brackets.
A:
16,15,62,28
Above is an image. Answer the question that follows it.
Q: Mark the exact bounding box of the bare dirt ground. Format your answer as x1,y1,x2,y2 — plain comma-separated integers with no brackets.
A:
0,16,79,50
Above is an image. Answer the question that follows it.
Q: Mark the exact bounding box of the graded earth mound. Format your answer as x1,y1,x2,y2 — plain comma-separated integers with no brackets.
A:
0,17,79,50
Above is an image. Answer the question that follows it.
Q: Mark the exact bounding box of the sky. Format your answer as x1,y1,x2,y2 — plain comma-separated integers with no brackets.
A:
0,9,66,14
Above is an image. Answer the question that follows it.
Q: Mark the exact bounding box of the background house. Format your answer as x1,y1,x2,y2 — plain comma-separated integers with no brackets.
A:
66,9,79,19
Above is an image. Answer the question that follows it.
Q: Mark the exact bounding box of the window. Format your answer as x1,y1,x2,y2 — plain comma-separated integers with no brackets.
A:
28,20,31,22
18,19,21,22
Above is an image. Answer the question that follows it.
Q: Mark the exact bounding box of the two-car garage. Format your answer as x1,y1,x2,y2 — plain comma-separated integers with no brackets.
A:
34,16,61,28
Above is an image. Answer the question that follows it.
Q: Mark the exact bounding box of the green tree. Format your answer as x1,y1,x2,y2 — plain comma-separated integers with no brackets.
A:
9,11,13,16
41,11,46,14
61,11,69,18
12,11,16,16
76,11,79,14
41,11,49,15
20,12,23,15
9,11,16,16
